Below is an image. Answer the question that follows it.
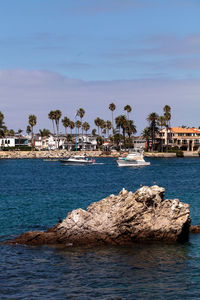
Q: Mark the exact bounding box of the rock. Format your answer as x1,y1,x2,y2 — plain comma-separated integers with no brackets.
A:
6,185,191,246
190,225,200,233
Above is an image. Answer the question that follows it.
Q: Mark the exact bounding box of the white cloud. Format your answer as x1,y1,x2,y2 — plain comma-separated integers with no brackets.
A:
0,69,200,133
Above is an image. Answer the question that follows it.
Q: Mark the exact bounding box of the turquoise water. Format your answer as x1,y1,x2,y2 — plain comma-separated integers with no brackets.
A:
1,157,200,299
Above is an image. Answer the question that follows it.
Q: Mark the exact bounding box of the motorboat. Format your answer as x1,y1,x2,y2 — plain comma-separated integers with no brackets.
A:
60,155,95,165
116,150,150,167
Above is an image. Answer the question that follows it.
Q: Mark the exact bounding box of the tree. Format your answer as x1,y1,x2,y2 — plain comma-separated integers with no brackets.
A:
39,128,51,137
75,120,82,136
77,108,85,135
106,120,112,137
17,129,23,147
0,111,5,137
142,127,151,151
124,105,132,120
158,116,166,152
125,120,137,149
94,117,102,135
69,120,75,134
48,111,56,135
163,105,171,153
28,114,37,148
82,122,90,134
100,119,106,136
92,129,97,136
115,115,128,149
109,102,116,134
62,116,70,135
26,125,31,136
146,112,159,151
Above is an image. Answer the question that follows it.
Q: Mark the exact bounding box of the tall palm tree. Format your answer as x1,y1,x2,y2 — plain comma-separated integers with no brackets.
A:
158,115,166,152
163,105,171,152
69,120,75,134
26,125,31,136
125,120,137,149
100,119,106,136
142,127,151,151
17,129,23,147
62,116,70,135
77,108,85,135
94,117,102,135
48,111,56,135
54,110,62,149
28,114,37,149
82,122,90,135
75,120,82,136
109,102,116,134
124,105,132,120
115,115,127,149
146,112,159,151
106,120,112,137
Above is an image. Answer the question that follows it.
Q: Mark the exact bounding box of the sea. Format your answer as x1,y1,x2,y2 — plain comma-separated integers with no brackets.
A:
1,157,200,299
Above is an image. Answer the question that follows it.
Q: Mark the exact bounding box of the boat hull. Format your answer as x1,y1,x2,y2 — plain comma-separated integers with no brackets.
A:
117,159,150,167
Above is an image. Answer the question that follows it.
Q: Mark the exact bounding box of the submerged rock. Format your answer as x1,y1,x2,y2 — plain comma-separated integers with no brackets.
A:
6,185,191,246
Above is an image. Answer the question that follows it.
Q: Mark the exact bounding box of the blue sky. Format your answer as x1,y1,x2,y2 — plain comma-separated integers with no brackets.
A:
1,0,200,133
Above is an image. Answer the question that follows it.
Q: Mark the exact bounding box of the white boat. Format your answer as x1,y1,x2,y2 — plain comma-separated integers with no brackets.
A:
60,155,95,165
116,150,150,167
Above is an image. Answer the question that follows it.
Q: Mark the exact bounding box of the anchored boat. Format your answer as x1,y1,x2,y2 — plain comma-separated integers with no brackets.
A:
117,150,150,167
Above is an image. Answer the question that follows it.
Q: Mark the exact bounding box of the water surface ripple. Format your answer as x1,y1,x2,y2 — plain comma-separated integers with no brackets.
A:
1,157,200,299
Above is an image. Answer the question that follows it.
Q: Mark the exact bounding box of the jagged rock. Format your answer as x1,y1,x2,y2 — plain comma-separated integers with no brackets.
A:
6,185,191,246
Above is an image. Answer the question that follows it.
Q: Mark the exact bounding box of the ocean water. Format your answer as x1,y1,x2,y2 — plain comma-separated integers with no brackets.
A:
1,157,200,299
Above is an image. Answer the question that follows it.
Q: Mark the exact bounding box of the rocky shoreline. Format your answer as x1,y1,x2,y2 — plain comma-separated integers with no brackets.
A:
0,150,199,159
5,185,194,246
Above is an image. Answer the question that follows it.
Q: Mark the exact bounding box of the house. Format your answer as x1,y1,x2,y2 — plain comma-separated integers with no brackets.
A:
0,136,29,149
158,127,200,152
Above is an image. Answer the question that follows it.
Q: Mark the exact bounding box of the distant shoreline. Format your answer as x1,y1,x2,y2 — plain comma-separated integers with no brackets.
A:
0,150,199,159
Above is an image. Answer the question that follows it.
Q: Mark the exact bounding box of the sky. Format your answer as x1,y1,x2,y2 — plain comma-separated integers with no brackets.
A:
1,0,200,134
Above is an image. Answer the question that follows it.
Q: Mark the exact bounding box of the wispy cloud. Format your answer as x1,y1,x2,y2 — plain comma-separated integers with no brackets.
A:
1,69,200,133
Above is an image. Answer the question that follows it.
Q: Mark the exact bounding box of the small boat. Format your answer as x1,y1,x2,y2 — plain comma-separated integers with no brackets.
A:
116,150,150,167
60,155,95,165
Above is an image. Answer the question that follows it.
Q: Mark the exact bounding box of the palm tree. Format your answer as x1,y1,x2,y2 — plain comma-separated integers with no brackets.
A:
115,115,127,149
75,120,82,136
69,120,75,134
163,105,171,152
106,120,112,137
158,115,166,152
28,114,37,148
48,111,56,134
109,102,116,134
54,110,62,148
125,120,137,149
94,117,102,135
82,122,90,135
26,125,31,136
77,108,85,135
62,116,70,135
0,111,5,137
100,119,106,136
124,105,132,120
146,112,159,151
142,127,151,151
39,128,51,137
92,129,97,136
17,129,23,147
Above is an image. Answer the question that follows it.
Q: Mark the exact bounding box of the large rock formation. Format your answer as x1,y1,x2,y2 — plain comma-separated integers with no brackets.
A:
6,185,191,246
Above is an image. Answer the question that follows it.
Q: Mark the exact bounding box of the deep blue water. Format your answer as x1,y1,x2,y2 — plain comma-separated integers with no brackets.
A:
1,157,200,299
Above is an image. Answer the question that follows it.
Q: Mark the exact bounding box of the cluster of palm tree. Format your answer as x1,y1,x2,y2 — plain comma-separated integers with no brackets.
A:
142,105,171,152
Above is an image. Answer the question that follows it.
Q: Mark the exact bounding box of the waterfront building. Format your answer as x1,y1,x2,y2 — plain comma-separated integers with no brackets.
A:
159,127,200,152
